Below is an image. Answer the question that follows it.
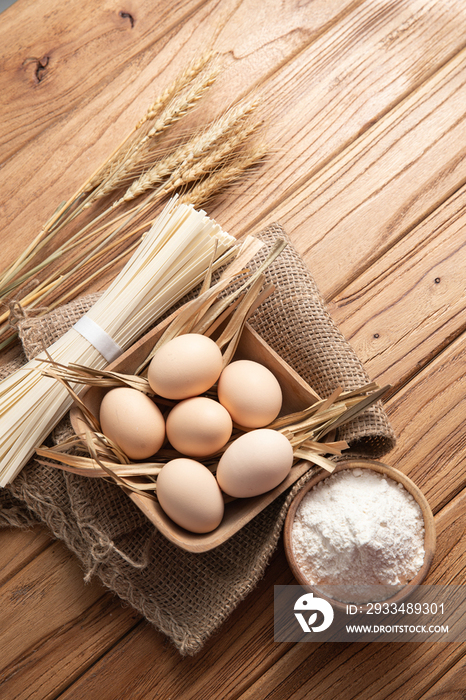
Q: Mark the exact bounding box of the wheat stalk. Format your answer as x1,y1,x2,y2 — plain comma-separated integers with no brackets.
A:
120,99,260,201
16,193,159,316
0,143,264,350
0,56,268,353
84,52,217,195
0,54,220,296
165,123,263,193
1,136,265,332
134,54,213,128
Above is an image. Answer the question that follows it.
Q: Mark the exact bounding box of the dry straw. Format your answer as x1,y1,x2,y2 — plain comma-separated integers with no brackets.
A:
0,199,238,487
0,52,266,351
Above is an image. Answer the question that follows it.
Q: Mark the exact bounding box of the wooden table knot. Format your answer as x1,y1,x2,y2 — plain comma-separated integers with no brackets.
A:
119,11,135,28
22,55,50,83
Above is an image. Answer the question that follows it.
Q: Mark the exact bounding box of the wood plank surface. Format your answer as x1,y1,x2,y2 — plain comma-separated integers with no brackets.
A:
213,0,466,237
418,655,466,700
247,44,466,300
385,333,466,512
57,548,292,700
33,486,466,700
0,540,140,700
0,0,465,698
0,526,52,586
2,0,466,294
2,330,461,700
329,183,466,391
235,491,466,700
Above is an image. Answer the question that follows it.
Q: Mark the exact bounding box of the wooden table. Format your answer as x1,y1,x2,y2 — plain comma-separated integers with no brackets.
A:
1,0,465,697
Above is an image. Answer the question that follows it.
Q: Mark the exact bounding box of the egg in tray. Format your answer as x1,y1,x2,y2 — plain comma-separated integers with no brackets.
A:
68,320,323,553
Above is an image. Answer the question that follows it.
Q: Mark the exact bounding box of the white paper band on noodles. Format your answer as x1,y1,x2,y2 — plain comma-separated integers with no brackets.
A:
73,316,123,363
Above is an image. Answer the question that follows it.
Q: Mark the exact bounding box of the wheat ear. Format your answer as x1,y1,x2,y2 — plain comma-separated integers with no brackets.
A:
83,52,217,195
163,119,263,195
136,52,217,128
121,99,260,203
85,60,222,206
178,144,268,207
23,142,265,315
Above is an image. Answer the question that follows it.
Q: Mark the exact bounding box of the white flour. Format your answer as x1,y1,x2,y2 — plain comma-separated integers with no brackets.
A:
291,468,425,601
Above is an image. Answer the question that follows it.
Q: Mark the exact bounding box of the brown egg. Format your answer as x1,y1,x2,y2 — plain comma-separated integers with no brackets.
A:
156,458,224,533
166,396,232,457
216,428,293,498
217,359,283,427
148,333,223,400
99,387,165,460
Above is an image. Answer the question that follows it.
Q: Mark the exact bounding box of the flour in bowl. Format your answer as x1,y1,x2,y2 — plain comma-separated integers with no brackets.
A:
291,468,425,600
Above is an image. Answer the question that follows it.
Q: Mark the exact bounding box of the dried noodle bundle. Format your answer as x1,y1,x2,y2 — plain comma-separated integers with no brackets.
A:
0,200,236,486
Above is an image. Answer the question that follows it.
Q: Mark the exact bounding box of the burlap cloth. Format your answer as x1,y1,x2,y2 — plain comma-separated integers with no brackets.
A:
0,224,396,655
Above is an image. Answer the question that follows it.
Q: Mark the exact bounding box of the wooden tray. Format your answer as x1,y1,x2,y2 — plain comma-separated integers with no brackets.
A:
70,319,322,552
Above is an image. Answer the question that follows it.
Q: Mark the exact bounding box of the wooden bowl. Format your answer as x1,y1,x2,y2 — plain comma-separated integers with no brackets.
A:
70,318,322,553
283,459,436,610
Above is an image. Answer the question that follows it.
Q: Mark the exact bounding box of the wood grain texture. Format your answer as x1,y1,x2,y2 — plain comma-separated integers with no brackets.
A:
417,655,466,700
255,44,466,301
0,526,52,587
385,333,466,513
56,545,295,700
3,328,461,700
212,0,466,235
4,0,466,297
0,539,139,700
328,183,466,390
0,0,210,160
33,489,466,700
0,0,355,273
